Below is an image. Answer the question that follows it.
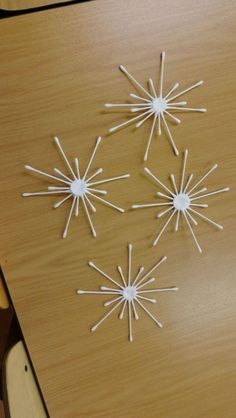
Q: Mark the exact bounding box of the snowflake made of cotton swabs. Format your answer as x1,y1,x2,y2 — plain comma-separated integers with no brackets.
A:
23,136,130,238
132,150,229,253
105,51,206,160
77,244,178,342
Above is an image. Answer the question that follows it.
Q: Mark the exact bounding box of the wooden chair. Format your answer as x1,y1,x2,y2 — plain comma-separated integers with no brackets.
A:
2,341,47,418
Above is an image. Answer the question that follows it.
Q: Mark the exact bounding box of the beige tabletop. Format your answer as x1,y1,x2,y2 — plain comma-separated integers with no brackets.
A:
0,1,236,417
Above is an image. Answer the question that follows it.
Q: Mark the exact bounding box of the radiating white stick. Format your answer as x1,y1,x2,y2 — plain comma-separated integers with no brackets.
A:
132,202,172,209
77,290,121,295
54,137,77,180
87,188,107,195
24,165,70,185
83,137,102,180
22,190,69,197
149,78,157,97
117,266,127,287
89,261,123,289
157,113,161,135
74,158,80,180
138,295,156,303
87,191,124,213
166,106,206,112
161,113,179,155
170,174,178,194
82,197,96,237
136,277,155,289
109,109,153,133
119,65,153,99
88,174,130,187
184,173,193,193
190,203,208,208
188,207,223,229
189,187,207,198
128,301,133,341
84,194,96,212
157,192,173,200
144,113,158,161
105,103,150,107
180,149,188,193
104,296,123,307
157,206,173,218
75,196,80,216
167,101,187,106
100,286,121,292
191,187,229,201
62,196,76,238
91,298,124,332
54,193,72,208
185,209,198,226
183,211,202,253
153,209,177,246
128,244,132,286
136,111,154,128
86,168,103,183
166,81,204,102
119,300,127,319
164,110,181,124
144,167,174,195
138,287,178,294
54,168,72,183
48,186,69,191
135,256,167,288
135,298,162,328
130,93,150,102
175,210,180,231
159,51,165,97
188,164,218,194
164,83,179,100
131,300,139,320
132,266,145,286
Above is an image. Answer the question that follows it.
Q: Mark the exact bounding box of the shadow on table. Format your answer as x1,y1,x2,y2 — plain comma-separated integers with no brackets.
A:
0,0,93,19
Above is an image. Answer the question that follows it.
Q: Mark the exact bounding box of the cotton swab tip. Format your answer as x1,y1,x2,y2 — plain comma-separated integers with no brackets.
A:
88,261,95,267
119,65,125,72
24,165,33,170
105,103,112,107
91,325,97,332
77,290,84,294
144,167,151,175
22,193,30,197
54,136,60,144
96,136,102,144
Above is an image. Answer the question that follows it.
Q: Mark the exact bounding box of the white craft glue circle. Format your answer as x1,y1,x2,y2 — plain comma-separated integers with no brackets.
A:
152,97,166,114
173,193,190,211
123,286,137,301
70,179,87,197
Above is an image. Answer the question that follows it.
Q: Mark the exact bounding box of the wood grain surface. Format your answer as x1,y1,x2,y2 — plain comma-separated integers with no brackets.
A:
0,0,72,11
0,1,235,417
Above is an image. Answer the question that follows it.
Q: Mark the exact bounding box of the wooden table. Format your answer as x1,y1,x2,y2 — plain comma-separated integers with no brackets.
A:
0,0,72,11
0,1,236,417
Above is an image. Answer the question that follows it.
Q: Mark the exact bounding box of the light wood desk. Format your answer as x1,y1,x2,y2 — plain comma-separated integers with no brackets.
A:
0,0,72,11
0,1,235,417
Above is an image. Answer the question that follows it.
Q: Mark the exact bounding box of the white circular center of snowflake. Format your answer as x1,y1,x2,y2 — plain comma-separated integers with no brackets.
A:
70,179,87,197
173,193,190,211
122,286,137,301
152,97,167,114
